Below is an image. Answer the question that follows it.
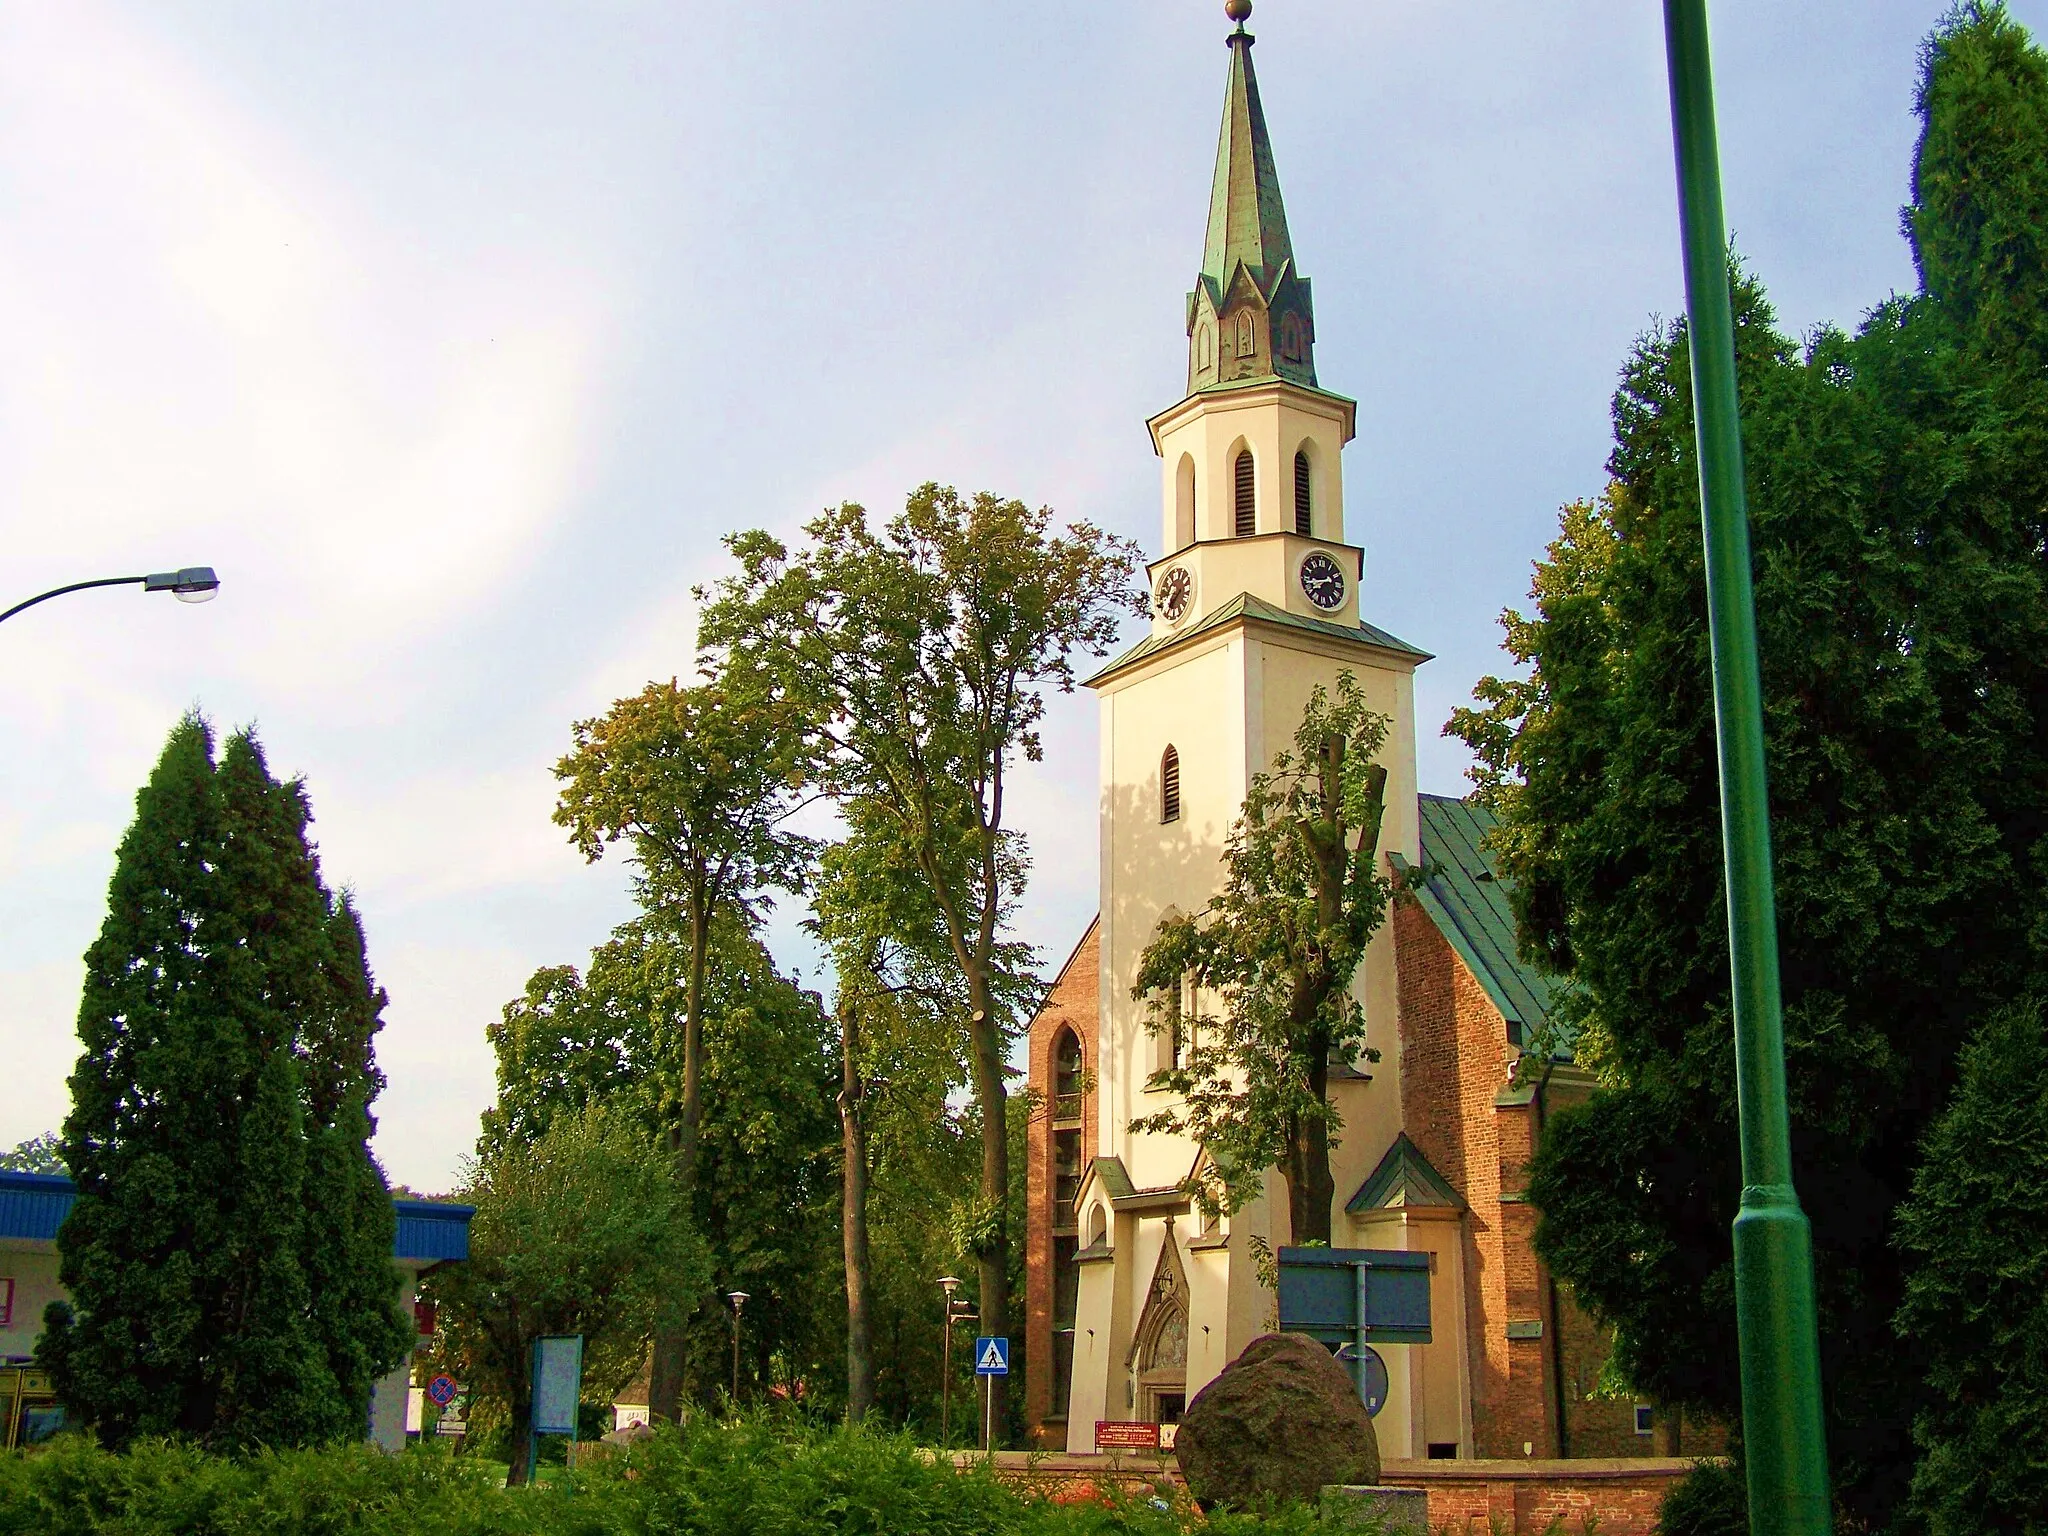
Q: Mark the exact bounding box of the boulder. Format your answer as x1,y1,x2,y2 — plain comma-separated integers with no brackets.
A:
1173,1332,1379,1509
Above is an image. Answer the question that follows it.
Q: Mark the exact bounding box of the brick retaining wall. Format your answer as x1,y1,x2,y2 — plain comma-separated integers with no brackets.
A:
948,1451,1701,1533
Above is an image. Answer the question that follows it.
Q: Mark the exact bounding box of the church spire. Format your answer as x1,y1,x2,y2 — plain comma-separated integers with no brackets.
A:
1185,1,1317,394
1203,0,1294,295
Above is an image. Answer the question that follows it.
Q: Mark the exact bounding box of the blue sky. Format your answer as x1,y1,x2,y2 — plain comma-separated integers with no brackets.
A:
1,0,2028,1189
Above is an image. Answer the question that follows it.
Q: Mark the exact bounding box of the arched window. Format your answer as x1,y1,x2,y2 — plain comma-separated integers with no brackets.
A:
1196,323,1213,370
1087,1203,1108,1247
1236,310,1254,356
1294,450,1313,536
1161,745,1181,824
1233,449,1255,537
1054,1027,1083,1119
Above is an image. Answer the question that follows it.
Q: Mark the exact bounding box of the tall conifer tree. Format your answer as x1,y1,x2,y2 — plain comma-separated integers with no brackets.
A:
40,717,406,1449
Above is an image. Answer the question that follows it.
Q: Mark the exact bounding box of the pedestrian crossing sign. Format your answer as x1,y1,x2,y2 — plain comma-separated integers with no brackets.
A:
973,1336,1009,1376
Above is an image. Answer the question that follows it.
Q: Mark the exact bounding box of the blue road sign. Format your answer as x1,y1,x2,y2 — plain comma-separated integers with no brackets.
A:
973,1336,1009,1376
1336,1345,1390,1417
426,1374,459,1408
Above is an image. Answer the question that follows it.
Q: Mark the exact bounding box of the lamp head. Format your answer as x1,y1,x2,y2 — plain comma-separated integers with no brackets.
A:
144,566,221,604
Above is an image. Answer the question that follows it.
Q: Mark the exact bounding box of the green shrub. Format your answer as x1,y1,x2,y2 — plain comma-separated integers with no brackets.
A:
1654,1459,1746,1536
0,1416,1335,1535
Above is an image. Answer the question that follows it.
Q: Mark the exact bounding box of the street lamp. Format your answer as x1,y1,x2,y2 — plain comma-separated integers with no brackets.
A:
0,567,220,627
727,1291,749,1402
1661,4,1829,1531
937,1276,962,1448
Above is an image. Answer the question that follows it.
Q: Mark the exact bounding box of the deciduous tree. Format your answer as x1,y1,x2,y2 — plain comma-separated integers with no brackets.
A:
699,483,1142,1438
1130,673,1402,1243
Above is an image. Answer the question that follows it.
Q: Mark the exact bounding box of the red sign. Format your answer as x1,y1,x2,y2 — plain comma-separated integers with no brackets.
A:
414,1300,438,1336
1094,1420,1161,1450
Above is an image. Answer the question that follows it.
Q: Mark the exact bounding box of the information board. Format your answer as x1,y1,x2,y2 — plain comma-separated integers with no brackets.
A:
531,1335,584,1437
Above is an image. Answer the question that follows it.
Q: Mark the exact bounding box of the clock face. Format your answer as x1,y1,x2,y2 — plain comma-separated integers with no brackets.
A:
1154,566,1193,623
1299,551,1347,611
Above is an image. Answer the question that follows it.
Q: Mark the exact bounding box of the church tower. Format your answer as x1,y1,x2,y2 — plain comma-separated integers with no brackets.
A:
1056,0,1435,1458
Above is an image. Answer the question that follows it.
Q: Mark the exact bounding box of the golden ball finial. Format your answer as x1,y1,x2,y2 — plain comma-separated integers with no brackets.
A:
1225,0,1252,24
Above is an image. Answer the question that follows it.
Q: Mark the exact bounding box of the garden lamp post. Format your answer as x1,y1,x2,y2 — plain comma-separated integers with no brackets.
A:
1661,3,1830,1530
937,1275,961,1446
727,1291,749,1402
0,567,220,627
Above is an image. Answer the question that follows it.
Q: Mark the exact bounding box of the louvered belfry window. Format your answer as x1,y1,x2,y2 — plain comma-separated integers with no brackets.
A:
1161,745,1181,823
1233,449,1255,537
1294,451,1312,536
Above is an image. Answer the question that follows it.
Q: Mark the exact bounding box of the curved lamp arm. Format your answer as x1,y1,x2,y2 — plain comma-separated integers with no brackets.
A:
0,567,220,627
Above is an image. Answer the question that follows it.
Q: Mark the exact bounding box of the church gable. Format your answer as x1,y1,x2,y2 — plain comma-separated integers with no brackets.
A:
1346,1130,1466,1213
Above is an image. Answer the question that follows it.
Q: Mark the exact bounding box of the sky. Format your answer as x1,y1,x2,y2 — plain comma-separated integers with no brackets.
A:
3,0,2032,1192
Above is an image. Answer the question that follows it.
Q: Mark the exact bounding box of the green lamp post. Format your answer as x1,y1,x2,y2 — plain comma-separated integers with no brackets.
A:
1660,3,1831,1530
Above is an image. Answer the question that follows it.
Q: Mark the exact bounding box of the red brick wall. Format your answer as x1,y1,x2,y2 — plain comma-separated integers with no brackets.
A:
1381,1457,1699,1535
1023,920,1101,1447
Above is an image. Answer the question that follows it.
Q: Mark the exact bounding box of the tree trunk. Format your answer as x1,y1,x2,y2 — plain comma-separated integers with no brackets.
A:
504,1387,535,1486
965,989,1009,1445
1286,1034,1336,1245
649,891,712,1425
839,996,876,1421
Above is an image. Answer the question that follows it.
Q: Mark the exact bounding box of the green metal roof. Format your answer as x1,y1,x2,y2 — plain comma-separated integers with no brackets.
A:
1203,24,1293,299
1391,795,1564,1049
1345,1131,1465,1214
1086,592,1429,688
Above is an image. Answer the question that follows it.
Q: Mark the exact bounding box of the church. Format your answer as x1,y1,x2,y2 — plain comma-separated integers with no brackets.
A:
1021,5,1668,1464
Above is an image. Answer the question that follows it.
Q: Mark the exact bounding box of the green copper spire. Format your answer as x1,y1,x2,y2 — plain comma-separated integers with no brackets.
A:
1186,1,1317,393
1203,3,1293,292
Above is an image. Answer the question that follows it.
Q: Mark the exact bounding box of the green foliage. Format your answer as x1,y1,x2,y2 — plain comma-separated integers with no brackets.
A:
1653,1461,1747,1536
424,1102,707,1482
1448,8,2048,1526
42,715,406,1452
0,1418,1328,1536
477,922,843,1414
1130,673,1403,1242
699,483,1145,1426
1441,9,2048,1531
1894,1000,2048,1533
0,1132,64,1174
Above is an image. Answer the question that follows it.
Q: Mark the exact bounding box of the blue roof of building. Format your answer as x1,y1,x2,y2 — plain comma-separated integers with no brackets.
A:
0,1171,473,1262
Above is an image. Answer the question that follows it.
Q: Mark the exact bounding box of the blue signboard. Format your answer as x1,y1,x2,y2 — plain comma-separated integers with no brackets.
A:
530,1335,584,1437
973,1336,1009,1376
1277,1248,1430,1410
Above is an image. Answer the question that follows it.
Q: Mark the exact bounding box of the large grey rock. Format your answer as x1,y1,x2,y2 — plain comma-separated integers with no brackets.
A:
1173,1332,1379,1509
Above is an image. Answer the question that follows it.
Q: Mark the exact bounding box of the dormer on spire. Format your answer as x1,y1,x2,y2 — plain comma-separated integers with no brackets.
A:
1186,0,1317,395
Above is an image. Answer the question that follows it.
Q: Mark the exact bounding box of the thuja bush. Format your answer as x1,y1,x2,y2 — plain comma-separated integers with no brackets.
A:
0,1415,1336,1536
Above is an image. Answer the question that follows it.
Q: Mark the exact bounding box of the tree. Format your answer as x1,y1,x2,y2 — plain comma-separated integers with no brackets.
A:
0,1134,64,1175
481,919,841,1414
554,670,816,1420
40,717,407,1450
1893,1000,2048,1534
809,815,970,1420
1129,673,1402,1243
1446,9,2048,1523
424,1105,703,1484
698,483,1143,1437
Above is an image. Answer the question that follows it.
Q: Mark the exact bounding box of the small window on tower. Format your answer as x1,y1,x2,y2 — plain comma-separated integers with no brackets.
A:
1197,324,1213,370
1161,746,1181,823
1234,449,1255,537
1293,450,1312,536
1236,310,1254,356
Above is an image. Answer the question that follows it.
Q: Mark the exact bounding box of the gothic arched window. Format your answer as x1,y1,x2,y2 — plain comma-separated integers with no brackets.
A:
1233,449,1255,537
1294,450,1313,536
1161,746,1181,824
1236,310,1254,356
1054,1027,1083,1118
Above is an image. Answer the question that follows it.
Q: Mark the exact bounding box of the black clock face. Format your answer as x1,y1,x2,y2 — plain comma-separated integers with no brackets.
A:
1155,566,1193,622
1299,551,1347,611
